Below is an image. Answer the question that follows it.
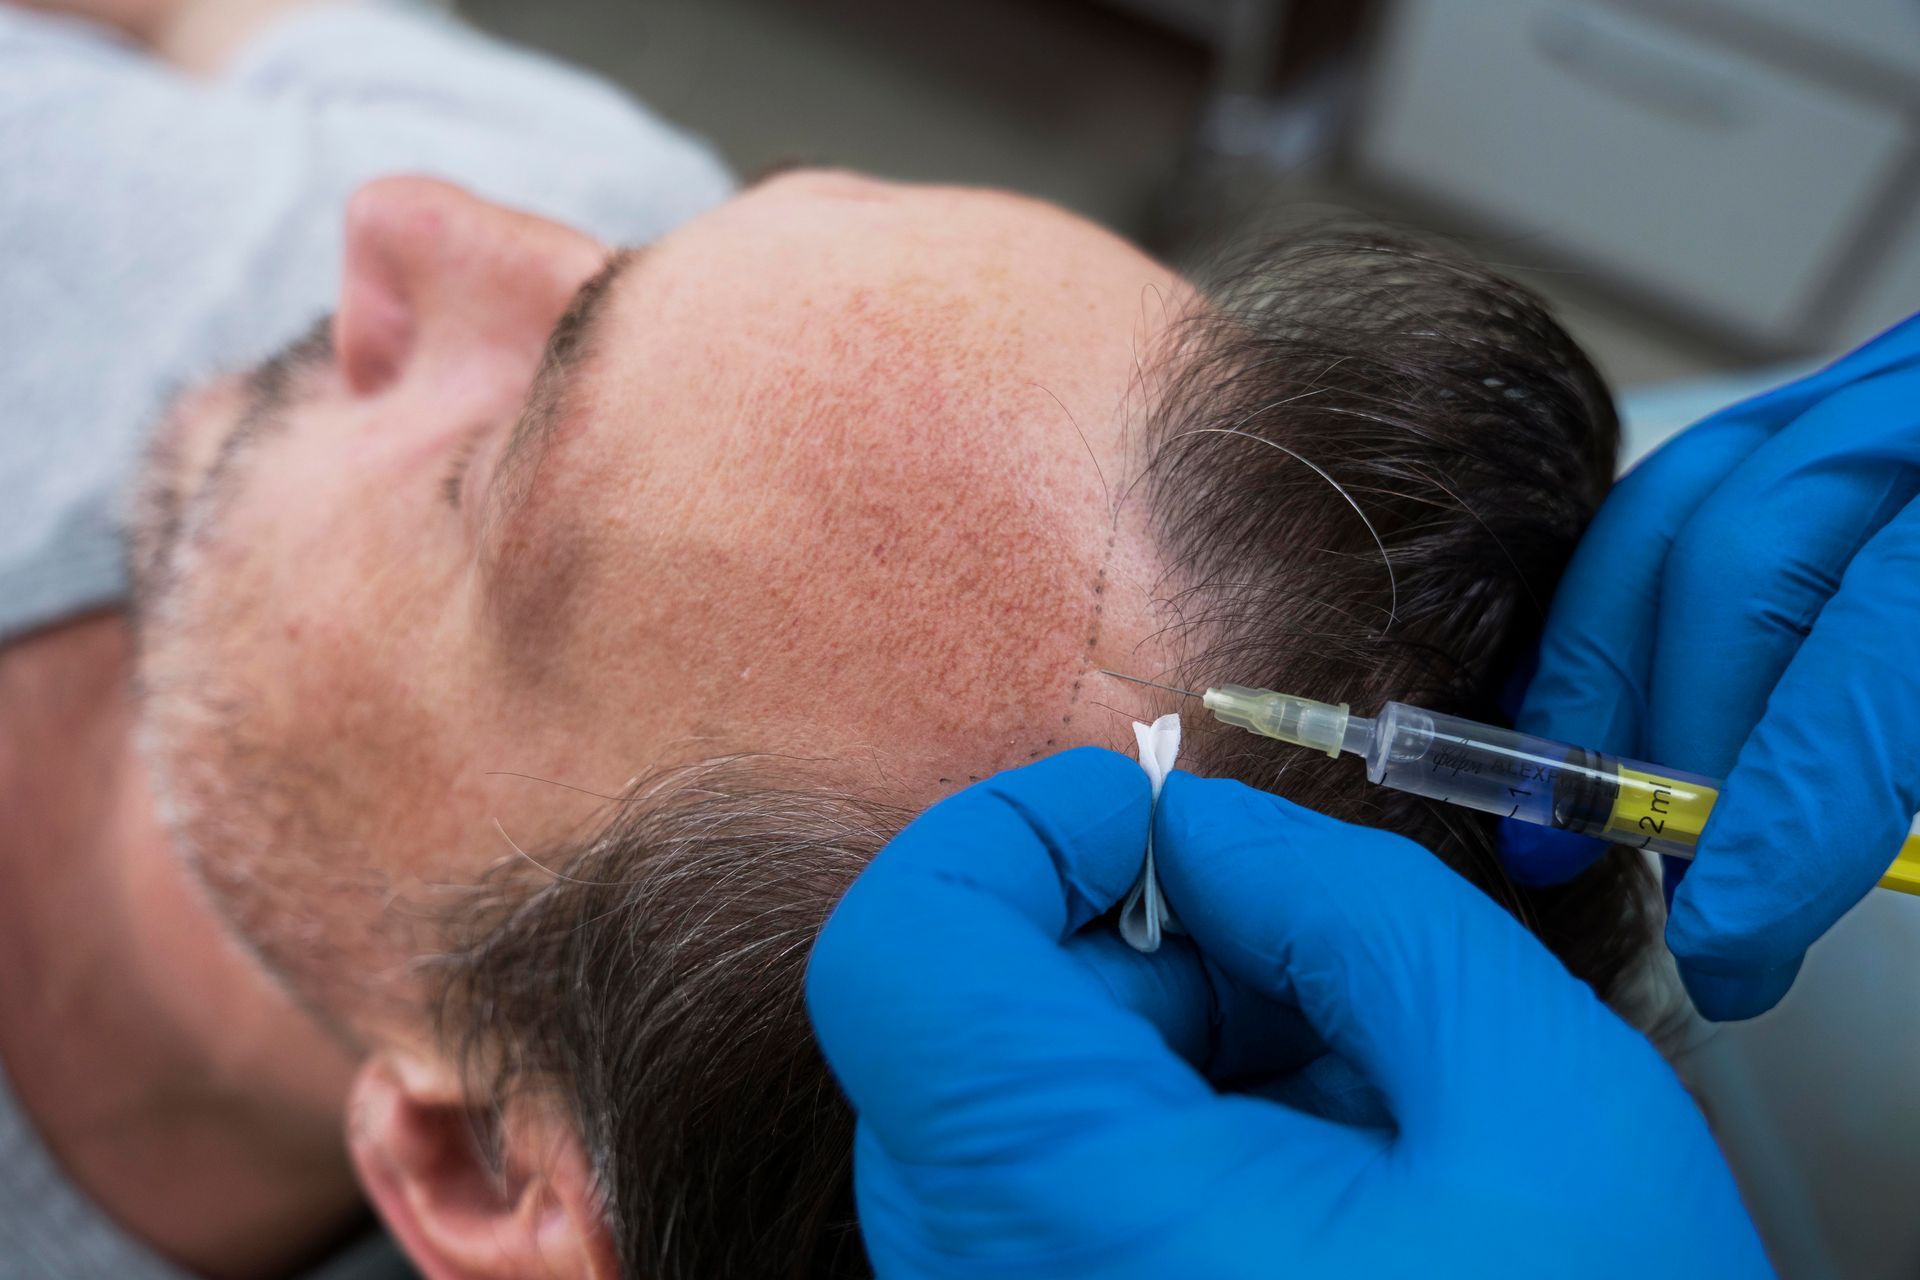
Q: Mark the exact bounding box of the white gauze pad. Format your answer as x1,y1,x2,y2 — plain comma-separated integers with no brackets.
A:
1117,713,1182,953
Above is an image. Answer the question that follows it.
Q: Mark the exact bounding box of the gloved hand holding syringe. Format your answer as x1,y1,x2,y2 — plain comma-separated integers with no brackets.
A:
808,315,1920,1277
1101,671,1920,897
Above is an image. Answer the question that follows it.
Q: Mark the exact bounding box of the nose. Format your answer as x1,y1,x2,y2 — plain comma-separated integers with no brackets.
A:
333,177,610,396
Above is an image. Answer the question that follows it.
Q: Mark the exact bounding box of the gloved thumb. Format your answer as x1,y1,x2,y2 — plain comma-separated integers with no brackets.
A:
1152,771,1643,1146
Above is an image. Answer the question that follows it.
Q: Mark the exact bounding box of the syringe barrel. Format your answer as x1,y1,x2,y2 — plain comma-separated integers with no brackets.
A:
1364,702,1721,858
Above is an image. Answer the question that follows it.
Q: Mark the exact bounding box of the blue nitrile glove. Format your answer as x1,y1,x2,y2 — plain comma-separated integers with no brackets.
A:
807,749,1771,1279
1504,314,1920,1020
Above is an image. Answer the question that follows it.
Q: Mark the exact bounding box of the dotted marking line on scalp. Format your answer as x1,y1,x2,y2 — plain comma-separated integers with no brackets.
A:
1064,524,1121,735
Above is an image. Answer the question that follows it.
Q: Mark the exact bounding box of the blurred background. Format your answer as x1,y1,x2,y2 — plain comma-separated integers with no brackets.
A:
458,0,1920,462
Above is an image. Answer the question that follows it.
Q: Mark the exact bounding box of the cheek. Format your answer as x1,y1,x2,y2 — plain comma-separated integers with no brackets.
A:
167,428,496,866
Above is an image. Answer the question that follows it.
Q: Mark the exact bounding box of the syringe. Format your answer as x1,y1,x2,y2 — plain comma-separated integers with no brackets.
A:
1100,671,1920,897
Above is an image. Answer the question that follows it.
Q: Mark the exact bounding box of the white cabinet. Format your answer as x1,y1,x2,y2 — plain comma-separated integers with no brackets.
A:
1353,0,1920,349
1687,0,1920,83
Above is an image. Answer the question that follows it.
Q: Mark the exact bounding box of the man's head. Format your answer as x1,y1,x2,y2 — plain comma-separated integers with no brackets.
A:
131,173,1652,1278
133,169,1186,1004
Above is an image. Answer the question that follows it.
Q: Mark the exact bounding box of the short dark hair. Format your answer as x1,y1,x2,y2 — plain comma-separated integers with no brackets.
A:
432,763,892,1279
431,226,1656,1279
1138,229,1653,987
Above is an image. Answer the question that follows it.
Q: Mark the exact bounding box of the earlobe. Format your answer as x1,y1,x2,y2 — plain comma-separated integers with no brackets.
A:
347,1053,617,1280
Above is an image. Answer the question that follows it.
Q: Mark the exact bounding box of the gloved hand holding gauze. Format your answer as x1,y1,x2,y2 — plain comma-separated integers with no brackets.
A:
807,749,1771,1279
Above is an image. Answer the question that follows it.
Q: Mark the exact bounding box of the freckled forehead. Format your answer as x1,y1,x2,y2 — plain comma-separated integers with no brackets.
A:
525,180,1188,800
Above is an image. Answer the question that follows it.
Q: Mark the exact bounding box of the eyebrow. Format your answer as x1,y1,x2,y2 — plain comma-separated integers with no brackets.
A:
480,247,640,554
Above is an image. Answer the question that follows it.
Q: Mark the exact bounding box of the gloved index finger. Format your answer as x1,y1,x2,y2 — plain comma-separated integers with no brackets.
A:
1520,325,1920,757
806,748,1211,1167
1518,415,1766,757
1503,418,1770,887
1507,329,1920,885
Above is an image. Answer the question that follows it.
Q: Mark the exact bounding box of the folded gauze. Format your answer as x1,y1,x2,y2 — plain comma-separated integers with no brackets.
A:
1117,713,1182,953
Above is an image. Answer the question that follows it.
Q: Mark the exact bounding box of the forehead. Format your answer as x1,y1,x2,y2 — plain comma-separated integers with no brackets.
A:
500,176,1187,799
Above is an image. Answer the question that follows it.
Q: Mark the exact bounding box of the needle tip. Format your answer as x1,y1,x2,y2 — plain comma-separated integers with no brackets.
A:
1095,669,1203,700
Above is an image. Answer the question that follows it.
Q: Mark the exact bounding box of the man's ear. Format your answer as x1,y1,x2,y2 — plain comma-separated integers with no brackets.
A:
346,1052,618,1280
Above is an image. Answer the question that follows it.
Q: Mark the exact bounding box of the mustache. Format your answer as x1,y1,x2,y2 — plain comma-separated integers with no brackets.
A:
128,316,337,620
246,316,337,417
202,316,337,488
